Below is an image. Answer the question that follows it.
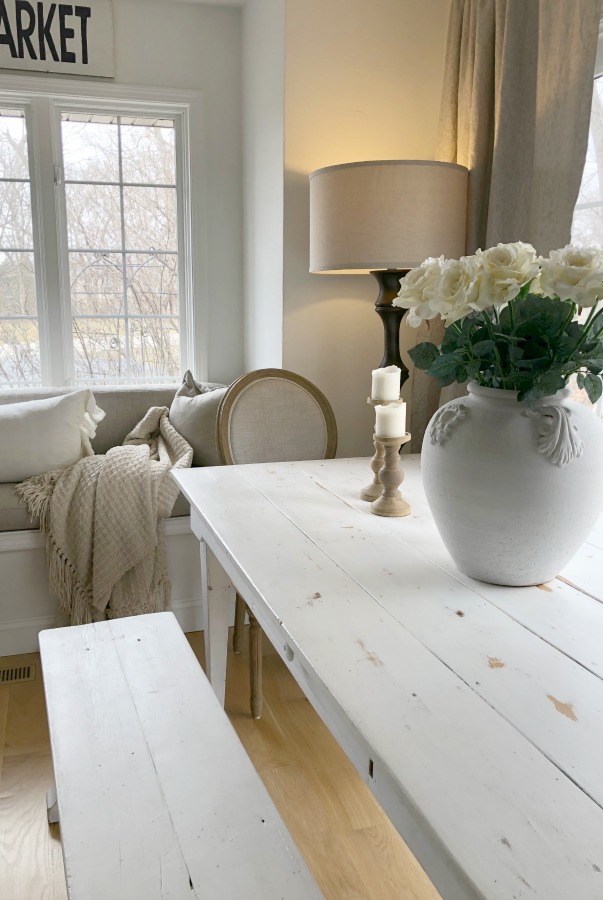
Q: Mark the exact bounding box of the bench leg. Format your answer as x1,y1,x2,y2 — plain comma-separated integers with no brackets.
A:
248,610,263,720
233,594,245,654
47,782,59,825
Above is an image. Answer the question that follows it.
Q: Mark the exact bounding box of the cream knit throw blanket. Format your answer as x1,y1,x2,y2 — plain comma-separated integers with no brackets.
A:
16,407,193,625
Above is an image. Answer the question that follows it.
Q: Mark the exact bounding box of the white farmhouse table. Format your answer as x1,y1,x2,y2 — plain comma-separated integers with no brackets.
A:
172,456,603,900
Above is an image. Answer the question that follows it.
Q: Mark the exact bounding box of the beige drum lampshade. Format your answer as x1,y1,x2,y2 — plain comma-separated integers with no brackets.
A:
309,160,468,274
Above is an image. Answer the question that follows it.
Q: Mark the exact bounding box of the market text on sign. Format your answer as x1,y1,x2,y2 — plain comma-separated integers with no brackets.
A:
0,3,92,64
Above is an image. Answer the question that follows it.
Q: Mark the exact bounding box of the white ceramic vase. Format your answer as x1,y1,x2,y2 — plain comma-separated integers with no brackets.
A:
421,381,603,586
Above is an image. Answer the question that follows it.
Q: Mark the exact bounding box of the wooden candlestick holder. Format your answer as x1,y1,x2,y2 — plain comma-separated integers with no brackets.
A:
360,395,403,502
360,437,386,501
370,433,412,517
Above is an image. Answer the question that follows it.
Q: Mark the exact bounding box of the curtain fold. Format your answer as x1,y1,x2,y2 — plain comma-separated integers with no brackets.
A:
409,0,602,448
438,0,602,255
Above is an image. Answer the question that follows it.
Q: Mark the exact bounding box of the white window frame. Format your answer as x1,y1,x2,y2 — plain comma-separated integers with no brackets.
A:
0,74,207,387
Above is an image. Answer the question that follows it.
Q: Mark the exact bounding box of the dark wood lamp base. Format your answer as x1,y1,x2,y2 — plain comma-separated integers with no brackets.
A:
371,269,410,385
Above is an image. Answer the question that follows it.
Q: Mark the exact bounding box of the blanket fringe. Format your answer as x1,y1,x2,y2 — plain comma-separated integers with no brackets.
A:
46,532,95,626
14,471,60,532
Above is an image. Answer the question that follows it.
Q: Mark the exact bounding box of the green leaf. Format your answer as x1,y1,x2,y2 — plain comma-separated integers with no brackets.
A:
471,339,496,356
535,370,567,397
576,372,585,390
427,352,464,386
469,326,490,346
583,373,603,404
441,328,463,354
408,342,440,370
464,360,482,379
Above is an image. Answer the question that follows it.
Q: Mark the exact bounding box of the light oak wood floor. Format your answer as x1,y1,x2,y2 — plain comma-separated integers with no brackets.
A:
0,629,440,900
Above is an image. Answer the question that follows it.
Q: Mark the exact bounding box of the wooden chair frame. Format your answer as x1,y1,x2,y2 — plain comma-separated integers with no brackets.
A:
216,368,338,717
216,368,338,466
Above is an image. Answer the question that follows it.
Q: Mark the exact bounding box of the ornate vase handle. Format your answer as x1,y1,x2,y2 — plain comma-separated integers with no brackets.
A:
429,403,468,446
525,404,584,467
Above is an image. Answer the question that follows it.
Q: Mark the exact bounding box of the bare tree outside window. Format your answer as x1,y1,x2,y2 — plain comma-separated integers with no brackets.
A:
571,75,603,419
61,113,181,384
0,109,41,387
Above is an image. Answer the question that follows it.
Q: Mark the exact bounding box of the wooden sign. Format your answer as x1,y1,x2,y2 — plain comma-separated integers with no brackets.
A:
0,0,114,77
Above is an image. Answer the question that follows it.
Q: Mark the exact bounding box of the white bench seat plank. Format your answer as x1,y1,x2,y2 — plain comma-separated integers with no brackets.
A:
178,465,603,900
40,613,321,900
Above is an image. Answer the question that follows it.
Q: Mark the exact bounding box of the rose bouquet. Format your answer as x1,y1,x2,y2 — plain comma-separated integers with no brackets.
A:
394,242,603,405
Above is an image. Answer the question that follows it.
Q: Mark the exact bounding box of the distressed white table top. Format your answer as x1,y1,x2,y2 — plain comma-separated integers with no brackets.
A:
173,456,603,900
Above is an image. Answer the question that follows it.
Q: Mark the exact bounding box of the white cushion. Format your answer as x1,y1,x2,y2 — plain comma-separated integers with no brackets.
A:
170,371,226,467
0,390,105,483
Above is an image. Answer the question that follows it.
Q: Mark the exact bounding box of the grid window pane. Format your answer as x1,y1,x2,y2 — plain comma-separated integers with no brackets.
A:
0,251,37,315
65,183,122,250
0,109,39,387
571,73,603,420
128,316,180,380
121,124,176,185
126,253,178,316
62,120,120,183
0,111,29,179
69,252,124,315
72,317,126,381
0,318,40,385
0,181,33,248
572,79,603,247
572,207,603,248
123,186,177,251
62,112,182,384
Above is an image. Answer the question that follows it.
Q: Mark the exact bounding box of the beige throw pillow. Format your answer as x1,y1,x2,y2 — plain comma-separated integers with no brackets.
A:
0,390,105,483
169,372,226,467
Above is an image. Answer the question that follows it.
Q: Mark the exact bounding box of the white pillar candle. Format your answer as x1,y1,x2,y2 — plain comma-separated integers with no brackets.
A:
371,365,401,401
375,402,407,438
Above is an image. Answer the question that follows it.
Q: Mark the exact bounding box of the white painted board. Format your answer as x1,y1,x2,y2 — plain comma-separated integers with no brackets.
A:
174,461,603,900
0,0,114,77
40,612,322,900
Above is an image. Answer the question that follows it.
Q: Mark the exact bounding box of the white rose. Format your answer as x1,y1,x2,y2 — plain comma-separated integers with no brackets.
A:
473,241,539,309
435,256,480,325
538,245,603,306
394,256,445,325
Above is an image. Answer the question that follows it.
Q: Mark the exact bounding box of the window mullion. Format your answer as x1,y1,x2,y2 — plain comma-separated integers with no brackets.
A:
175,110,193,376
25,98,56,384
117,117,130,380
27,97,64,385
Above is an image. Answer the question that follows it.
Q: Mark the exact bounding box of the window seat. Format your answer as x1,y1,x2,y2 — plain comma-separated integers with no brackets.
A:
0,384,214,532
0,383,223,654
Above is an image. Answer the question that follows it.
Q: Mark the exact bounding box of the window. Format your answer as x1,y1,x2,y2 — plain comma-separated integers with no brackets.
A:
572,77,603,248
0,83,197,388
570,30,603,420
0,109,40,385
62,113,180,384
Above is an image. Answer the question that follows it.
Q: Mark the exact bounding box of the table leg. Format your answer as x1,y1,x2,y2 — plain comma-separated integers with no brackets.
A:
47,781,59,825
248,610,263,720
201,542,232,707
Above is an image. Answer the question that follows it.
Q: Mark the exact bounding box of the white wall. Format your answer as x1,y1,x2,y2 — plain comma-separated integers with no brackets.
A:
112,0,244,385
242,0,285,370
282,0,451,457
0,0,245,386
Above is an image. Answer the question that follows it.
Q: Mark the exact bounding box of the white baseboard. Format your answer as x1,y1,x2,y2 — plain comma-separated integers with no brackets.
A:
0,613,57,657
0,517,207,657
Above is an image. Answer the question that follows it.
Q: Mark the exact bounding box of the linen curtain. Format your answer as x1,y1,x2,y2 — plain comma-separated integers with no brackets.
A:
408,0,602,449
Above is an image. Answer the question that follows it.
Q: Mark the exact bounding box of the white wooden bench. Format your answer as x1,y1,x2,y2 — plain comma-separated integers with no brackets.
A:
39,612,322,900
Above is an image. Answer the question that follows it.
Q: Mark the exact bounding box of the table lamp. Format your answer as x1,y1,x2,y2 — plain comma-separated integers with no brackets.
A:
309,160,468,385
